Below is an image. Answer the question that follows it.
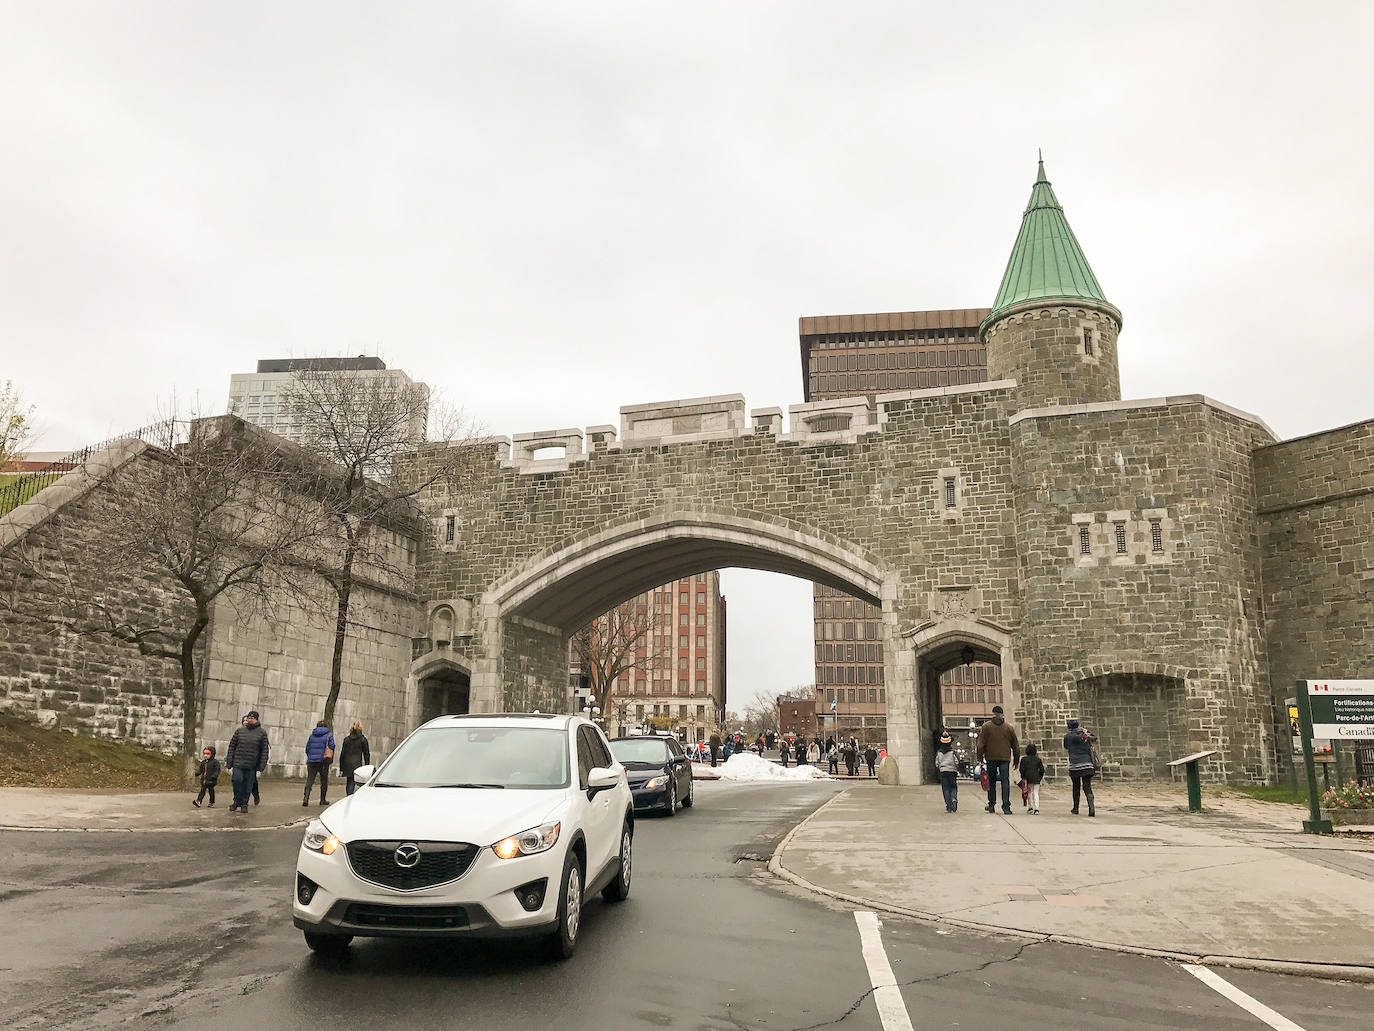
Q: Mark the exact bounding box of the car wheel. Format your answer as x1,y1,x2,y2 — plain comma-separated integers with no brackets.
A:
303,931,352,957
547,849,583,960
664,778,677,816
680,774,694,809
602,821,633,902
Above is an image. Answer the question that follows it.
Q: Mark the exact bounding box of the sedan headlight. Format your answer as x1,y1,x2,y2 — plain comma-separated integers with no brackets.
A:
644,775,670,790
303,819,341,856
492,821,560,860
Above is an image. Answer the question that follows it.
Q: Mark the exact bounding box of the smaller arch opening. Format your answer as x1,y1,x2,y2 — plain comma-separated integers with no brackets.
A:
419,663,470,723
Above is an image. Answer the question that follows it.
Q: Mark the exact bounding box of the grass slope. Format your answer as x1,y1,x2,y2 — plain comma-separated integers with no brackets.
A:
0,713,182,790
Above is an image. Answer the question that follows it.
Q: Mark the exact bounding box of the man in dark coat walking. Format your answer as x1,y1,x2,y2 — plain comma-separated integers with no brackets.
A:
708,731,722,768
225,711,270,813
976,705,1021,815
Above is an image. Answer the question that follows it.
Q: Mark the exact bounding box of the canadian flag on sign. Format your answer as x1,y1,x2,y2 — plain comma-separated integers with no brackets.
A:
1312,683,1332,691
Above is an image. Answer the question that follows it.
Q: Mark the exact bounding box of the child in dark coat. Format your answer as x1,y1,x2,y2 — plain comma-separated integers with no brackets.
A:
1018,743,1045,814
192,746,221,808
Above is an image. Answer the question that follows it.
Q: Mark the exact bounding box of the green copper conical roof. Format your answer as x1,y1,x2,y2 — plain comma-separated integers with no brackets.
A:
985,158,1114,324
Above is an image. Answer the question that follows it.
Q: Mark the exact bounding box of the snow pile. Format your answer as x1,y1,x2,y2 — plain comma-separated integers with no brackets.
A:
717,753,832,782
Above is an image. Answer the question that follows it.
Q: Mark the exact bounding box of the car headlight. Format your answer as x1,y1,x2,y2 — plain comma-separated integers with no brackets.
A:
303,819,341,856
644,775,670,790
492,821,560,860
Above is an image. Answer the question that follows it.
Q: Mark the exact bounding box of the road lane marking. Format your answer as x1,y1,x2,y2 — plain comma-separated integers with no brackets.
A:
853,911,915,1031
1181,965,1308,1031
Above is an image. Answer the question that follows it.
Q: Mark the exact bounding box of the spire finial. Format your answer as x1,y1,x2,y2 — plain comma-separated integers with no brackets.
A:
1036,149,1047,183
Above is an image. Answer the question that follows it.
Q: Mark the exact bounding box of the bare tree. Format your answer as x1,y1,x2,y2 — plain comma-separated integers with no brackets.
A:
279,363,480,728
0,380,36,471
571,599,668,725
12,416,327,785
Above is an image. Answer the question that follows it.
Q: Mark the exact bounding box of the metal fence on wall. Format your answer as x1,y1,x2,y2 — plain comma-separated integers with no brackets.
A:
0,418,184,518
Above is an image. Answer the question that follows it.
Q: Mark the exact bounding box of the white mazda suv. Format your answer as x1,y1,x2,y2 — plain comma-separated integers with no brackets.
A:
293,713,634,959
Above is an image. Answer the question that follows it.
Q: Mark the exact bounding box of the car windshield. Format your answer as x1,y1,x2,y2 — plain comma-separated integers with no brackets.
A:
373,726,570,789
610,739,671,765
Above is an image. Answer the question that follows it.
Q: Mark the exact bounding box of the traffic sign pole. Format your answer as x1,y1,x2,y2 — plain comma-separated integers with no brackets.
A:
1295,679,1333,834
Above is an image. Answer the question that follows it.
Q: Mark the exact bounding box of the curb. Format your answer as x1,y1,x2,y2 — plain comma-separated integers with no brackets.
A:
0,817,312,834
767,789,1374,984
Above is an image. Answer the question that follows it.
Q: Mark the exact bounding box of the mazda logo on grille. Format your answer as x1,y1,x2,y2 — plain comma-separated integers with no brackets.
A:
394,843,422,868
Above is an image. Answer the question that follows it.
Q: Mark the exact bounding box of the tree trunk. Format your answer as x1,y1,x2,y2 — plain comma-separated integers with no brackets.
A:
322,549,354,730
179,611,209,790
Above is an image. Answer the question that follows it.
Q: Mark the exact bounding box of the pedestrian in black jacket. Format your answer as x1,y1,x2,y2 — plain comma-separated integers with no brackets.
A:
192,746,221,808
864,745,878,777
1018,744,1045,814
339,721,372,796
225,710,270,814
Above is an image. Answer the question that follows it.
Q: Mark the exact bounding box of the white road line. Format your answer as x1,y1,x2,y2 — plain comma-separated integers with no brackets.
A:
1181,964,1308,1031
853,911,916,1031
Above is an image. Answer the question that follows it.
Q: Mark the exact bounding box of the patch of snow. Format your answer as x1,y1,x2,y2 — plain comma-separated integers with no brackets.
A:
716,753,832,782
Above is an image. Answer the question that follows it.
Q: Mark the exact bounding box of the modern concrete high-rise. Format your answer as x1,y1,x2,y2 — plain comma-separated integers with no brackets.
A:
799,308,1000,741
226,357,428,447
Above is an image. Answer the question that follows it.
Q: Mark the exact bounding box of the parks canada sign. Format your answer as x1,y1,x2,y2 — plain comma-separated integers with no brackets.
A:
1305,680,1374,739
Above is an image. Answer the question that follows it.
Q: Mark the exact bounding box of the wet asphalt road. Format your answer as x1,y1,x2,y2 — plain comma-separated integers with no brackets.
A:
1,780,1371,1030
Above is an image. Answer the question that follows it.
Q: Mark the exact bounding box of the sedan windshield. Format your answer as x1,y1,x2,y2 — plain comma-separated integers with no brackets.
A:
374,727,570,789
610,739,672,765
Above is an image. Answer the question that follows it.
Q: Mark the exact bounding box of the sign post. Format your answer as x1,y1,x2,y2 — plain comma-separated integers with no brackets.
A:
1294,679,1374,834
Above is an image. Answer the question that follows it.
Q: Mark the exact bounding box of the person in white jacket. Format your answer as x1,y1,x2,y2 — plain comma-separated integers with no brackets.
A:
935,732,961,812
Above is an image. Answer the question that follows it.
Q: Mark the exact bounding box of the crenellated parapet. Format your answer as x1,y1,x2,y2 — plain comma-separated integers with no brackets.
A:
492,381,1018,472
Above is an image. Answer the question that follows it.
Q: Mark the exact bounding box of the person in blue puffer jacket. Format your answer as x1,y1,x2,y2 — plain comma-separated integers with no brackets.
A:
303,721,335,807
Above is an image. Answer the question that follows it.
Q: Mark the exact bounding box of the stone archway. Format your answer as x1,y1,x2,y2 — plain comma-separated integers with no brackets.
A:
901,617,1016,783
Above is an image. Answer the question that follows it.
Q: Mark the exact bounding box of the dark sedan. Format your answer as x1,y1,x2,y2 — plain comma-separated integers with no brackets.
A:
609,735,694,815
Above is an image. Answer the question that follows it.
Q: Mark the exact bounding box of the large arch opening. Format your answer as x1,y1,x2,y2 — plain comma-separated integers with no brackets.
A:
478,511,928,781
904,618,1015,780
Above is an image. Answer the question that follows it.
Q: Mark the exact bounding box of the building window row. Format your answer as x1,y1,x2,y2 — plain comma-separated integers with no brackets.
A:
818,665,885,685
816,642,882,662
944,687,1005,705
816,621,880,641
811,369,988,395
806,330,978,347
939,664,1001,686
809,348,987,373
824,688,886,704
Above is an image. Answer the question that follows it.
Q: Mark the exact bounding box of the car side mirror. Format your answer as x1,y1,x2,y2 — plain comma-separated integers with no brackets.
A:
587,767,618,796
353,764,375,785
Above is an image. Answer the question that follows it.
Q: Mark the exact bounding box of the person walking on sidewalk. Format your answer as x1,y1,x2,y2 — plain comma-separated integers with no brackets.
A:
302,720,335,806
935,733,960,811
192,746,220,808
827,742,840,775
339,721,372,796
1018,743,1045,814
864,744,878,777
225,711,269,813
1063,718,1098,816
977,705,1020,814
709,731,722,768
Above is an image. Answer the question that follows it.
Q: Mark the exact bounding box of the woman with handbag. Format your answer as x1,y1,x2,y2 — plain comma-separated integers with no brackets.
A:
303,720,335,807
1062,718,1097,816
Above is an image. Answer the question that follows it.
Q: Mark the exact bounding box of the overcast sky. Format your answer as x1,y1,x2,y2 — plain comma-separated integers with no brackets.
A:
5,2,1373,711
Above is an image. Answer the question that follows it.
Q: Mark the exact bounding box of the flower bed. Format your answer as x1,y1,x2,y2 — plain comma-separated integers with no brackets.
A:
1321,781,1374,824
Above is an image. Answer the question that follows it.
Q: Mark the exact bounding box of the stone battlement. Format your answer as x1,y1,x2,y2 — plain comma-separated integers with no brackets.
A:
495,380,1017,473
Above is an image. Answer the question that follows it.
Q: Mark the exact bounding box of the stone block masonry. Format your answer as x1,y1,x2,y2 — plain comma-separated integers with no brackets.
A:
1255,418,1374,754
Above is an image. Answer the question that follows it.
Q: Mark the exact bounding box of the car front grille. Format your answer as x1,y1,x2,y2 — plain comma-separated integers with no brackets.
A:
345,840,479,891
344,903,470,929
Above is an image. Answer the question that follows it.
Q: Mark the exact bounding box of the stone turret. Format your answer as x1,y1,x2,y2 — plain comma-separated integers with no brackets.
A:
980,158,1122,409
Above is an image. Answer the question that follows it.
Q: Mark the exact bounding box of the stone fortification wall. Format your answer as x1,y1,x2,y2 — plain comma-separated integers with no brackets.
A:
1254,419,1374,736
1008,397,1276,781
0,427,423,770
0,443,191,750
983,303,1121,410
200,570,419,777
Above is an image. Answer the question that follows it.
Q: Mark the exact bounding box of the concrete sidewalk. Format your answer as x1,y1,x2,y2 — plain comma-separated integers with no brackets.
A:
0,778,322,832
773,781,1374,979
